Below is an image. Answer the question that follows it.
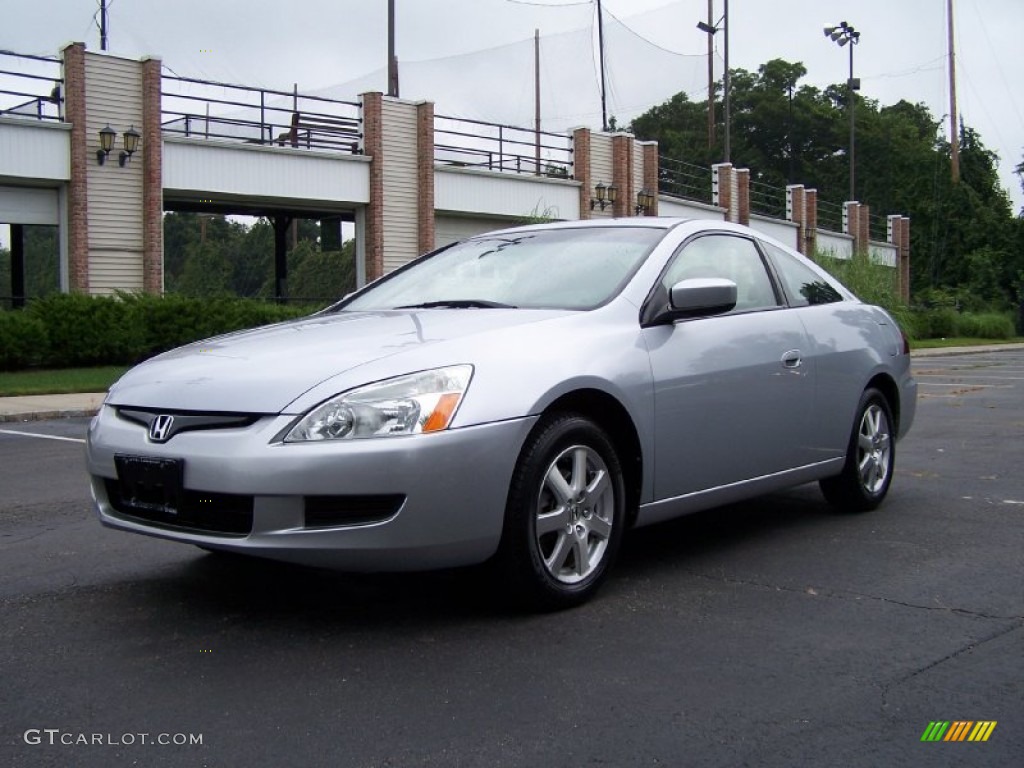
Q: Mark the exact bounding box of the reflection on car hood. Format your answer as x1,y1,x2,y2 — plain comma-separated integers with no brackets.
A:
106,309,570,413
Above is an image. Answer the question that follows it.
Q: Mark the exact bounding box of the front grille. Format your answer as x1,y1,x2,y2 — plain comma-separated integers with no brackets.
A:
105,479,254,536
304,494,405,528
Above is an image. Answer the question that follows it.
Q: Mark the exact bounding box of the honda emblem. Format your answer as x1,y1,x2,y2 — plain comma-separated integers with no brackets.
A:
149,414,175,443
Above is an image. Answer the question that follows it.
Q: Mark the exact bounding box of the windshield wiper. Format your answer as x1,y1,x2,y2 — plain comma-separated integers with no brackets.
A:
395,300,517,309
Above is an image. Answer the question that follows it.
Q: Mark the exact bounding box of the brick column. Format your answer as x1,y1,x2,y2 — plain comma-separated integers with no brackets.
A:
63,42,89,293
804,189,818,257
859,204,871,252
735,168,750,226
712,163,733,220
361,92,384,282
415,100,435,254
611,134,633,219
572,128,591,220
844,201,865,253
642,142,659,216
899,217,911,302
786,184,805,253
141,56,163,293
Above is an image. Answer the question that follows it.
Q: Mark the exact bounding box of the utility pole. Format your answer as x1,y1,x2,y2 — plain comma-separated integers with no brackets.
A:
948,0,960,183
706,0,714,149
723,0,730,162
596,0,608,132
534,29,541,174
100,0,108,51
385,0,397,96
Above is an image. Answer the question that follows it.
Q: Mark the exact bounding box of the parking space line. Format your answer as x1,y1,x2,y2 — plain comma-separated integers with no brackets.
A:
0,428,86,444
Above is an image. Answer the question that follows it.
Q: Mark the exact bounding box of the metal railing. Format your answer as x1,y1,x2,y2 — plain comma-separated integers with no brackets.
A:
434,114,573,177
749,177,787,218
869,213,889,242
161,74,361,152
657,157,713,204
816,198,845,233
0,50,63,121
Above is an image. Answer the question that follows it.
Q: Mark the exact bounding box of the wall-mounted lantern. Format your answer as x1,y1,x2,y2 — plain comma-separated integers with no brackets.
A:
590,181,618,211
96,125,141,166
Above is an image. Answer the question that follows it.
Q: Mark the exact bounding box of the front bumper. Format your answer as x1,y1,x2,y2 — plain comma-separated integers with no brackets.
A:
87,404,536,571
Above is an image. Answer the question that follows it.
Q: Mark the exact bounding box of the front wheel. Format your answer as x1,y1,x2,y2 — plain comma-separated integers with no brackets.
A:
496,413,626,611
820,388,895,512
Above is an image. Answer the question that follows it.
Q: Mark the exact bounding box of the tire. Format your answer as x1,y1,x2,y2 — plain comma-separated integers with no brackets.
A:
496,413,626,611
820,388,895,513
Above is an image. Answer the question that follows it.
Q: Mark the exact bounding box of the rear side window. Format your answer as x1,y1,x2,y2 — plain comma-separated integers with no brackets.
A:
761,241,843,307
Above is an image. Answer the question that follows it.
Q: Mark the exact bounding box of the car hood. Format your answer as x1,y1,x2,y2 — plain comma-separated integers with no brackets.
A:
106,309,572,413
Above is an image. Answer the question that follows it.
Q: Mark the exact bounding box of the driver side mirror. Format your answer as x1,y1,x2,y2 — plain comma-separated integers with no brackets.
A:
644,278,737,326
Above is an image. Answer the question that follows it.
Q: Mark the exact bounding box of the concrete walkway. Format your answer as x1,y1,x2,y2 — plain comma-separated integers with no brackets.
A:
1,343,1022,423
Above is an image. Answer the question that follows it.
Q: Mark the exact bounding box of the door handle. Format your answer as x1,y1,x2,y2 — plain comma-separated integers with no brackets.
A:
781,350,802,369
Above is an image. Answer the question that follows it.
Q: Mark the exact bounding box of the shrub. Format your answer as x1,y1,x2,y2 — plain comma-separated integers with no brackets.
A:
0,310,49,370
27,293,146,367
954,312,1016,340
4,294,315,370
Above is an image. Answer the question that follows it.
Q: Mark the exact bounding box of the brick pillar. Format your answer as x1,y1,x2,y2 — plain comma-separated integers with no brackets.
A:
859,204,871,252
416,101,435,254
712,163,733,220
735,168,750,226
63,42,89,293
642,142,659,217
361,92,384,281
573,128,591,220
611,134,633,219
786,184,805,253
141,56,163,294
844,201,865,253
900,217,911,302
804,189,818,257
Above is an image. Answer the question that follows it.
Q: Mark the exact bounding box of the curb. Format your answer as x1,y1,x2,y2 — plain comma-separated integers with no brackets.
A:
911,342,1024,358
0,408,100,424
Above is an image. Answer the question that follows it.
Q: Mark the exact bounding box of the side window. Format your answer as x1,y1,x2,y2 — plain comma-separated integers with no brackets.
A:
661,235,778,312
761,241,843,307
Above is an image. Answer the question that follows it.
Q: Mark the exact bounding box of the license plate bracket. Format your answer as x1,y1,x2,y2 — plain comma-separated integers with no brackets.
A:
114,455,184,515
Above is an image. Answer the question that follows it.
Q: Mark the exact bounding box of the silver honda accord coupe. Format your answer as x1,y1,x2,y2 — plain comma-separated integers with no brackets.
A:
87,218,917,609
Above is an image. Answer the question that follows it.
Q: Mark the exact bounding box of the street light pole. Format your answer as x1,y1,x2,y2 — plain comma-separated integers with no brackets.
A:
825,21,861,201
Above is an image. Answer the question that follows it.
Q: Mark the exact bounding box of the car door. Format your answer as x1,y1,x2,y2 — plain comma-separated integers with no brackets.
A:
641,233,815,501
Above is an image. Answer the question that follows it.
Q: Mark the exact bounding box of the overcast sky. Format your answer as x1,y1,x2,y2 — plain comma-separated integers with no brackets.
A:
3,0,1023,220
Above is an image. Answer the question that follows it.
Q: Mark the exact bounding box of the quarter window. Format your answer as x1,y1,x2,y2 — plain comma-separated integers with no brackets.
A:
760,241,843,307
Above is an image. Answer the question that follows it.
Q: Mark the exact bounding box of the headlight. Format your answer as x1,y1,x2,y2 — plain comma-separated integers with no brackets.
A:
283,365,473,442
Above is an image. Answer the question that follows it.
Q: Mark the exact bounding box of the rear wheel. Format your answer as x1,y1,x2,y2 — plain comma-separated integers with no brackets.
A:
497,413,625,611
820,388,895,512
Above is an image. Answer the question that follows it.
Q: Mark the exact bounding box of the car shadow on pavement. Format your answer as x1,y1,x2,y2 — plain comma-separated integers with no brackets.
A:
113,484,834,628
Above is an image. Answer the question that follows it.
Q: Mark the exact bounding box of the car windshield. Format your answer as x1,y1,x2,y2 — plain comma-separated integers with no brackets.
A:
337,227,664,311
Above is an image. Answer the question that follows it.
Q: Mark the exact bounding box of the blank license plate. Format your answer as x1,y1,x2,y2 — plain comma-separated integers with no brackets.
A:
114,455,184,515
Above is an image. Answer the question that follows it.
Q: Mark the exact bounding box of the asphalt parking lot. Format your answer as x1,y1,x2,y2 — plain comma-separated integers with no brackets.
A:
1,349,1021,767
